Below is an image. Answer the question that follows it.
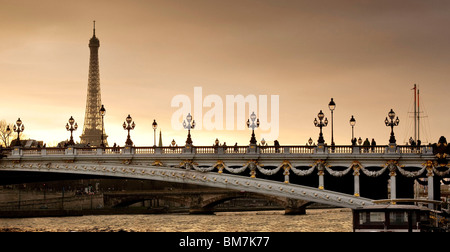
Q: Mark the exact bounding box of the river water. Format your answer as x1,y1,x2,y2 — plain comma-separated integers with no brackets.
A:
0,208,352,232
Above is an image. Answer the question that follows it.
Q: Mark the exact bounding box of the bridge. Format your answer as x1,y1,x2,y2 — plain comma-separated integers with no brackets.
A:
102,189,305,214
0,140,449,211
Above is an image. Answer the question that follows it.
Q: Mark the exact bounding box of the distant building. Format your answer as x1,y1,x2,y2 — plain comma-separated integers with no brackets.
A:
10,139,44,148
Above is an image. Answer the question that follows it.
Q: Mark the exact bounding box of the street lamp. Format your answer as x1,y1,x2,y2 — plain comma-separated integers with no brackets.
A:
5,125,11,147
314,110,328,144
183,113,195,146
328,98,336,147
65,116,78,145
123,114,135,146
13,118,24,146
152,119,158,147
246,111,260,145
385,109,400,144
99,104,106,147
349,115,356,144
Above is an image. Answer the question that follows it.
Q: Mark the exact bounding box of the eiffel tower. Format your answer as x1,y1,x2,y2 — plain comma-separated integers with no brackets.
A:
80,21,107,147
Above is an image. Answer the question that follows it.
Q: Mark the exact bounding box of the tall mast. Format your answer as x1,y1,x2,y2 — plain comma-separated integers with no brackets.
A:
417,88,420,143
413,84,417,143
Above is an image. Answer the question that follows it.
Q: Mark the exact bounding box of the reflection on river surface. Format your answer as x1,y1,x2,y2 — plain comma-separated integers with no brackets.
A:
0,208,352,232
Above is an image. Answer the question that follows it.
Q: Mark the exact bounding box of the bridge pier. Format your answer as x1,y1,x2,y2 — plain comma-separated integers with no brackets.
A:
189,208,215,215
284,199,308,215
284,207,306,215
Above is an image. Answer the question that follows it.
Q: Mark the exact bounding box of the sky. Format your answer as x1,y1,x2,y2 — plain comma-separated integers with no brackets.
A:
1,0,449,147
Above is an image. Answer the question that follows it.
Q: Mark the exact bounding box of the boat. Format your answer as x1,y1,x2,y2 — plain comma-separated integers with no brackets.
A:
352,199,449,232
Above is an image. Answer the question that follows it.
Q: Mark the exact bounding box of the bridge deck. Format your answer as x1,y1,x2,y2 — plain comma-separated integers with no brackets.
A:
0,144,448,209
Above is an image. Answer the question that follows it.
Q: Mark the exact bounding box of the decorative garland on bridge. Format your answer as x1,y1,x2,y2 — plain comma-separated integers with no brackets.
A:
176,159,449,179
397,165,426,178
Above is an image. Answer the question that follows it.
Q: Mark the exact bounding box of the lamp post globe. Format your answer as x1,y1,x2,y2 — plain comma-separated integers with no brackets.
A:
349,115,356,143
385,109,400,144
152,119,158,147
123,114,135,146
66,116,78,146
328,98,336,147
247,111,259,145
314,110,328,144
183,113,195,146
99,104,106,147
13,118,25,147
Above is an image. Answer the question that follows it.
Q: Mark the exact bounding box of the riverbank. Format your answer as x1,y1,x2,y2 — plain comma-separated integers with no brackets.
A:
0,207,189,218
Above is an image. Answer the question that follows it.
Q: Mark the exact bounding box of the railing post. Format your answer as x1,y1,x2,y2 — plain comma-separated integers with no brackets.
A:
12,146,22,157
184,145,193,154
247,144,257,154
123,145,133,154
423,146,432,154
284,146,290,154
388,143,397,153
155,147,162,154
65,147,75,155
97,148,103,155
316,143,325,154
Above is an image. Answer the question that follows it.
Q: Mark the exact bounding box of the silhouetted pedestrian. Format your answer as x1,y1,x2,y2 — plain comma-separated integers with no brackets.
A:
274,140,280,153
363,138,370,153
371,138,376,152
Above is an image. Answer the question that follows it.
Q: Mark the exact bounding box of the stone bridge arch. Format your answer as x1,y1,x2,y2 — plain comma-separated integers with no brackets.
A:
191,191,311,215
104,190,312,215
104,192,189,208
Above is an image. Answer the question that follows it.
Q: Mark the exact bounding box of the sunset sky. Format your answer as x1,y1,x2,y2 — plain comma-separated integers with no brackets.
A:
1,0,449,147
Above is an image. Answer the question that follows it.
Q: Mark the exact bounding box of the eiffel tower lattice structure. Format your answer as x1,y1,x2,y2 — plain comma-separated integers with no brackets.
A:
80,21,107,147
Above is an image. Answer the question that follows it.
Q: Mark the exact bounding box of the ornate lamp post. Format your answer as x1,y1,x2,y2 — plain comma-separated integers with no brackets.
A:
13,118,24,146
385,109,400,144
183,113,195,146
5,125,11,147
246,111,260,145
328,98,336,147
65,116,78,145
349,115,356,144
152,119,158,147
99,104,106,147
314,110,328,144
123,114,135,146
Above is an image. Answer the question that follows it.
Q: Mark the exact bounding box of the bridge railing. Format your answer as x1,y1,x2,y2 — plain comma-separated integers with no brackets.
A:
3,144,434,158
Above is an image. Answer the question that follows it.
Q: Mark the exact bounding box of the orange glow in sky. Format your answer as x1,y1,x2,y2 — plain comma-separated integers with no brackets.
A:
1,0,449,147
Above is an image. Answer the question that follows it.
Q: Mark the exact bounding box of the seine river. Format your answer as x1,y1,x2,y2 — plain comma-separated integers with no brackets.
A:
0,208,352,232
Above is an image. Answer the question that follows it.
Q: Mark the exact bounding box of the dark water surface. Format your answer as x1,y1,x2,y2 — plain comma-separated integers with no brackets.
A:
0,208,352,232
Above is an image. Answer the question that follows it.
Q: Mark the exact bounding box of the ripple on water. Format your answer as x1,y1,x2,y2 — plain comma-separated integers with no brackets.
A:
0,208,352,232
